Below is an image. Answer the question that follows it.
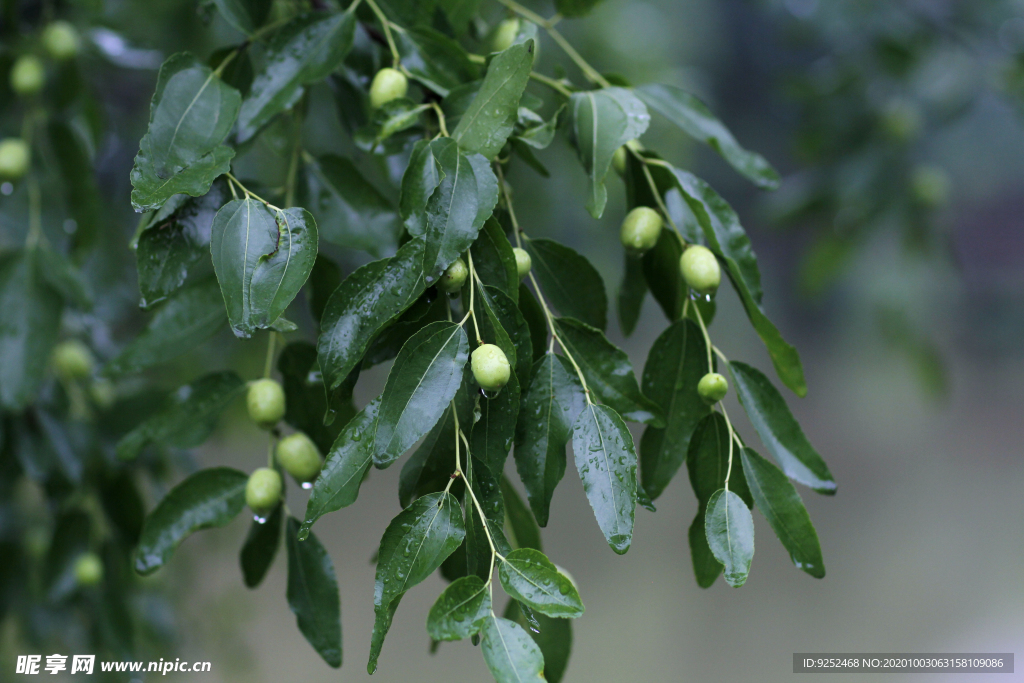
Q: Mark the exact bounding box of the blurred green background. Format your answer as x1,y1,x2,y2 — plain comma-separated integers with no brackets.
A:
5,0,1024,680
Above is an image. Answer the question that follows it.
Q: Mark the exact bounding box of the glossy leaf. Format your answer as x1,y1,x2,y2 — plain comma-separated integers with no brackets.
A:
553,317,663,426
116,371,244,460
395,27,479,97
135,179,229,308
307,254,342,327
617,254,646,336
504,601,572,683
211,0,272,36
135,467,248,574
299,398,380,539
368,492,466,673
237,11,356,141
729,361,835,493
465,452,513,582
481,615,546,683
642,227,686,322
374,321,470,467
0,251,62,410
705,489,755,587
740,448,825,578
688,509,722,588
515,104,563,150
524,238,607,331
427,575,490,641
571,403,637,554
106,275,226,375
639,319,711,500
513,353,586,526
472,371,520,476
636,84,781,189
519,283,548,361
317,237,427,394
399,385,474,508
686,412,752,507
301,154,401,256
399,140,442,237
499,548,584,618
240,503,282,588
210,199,318,338
471,218,519,303
353,98,426,151
501,476,543,551
286,517,342,668
452,41,535,159
484,284,531,382
130,53,240,211
278,342,351,454
569,87,650,218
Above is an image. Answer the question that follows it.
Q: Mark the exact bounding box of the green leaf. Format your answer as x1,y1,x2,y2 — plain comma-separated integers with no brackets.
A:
642,228,686,322
438,0,480,35
398,383,474,508
513,353,585,526
636,84,781,190
501,476,543,551
286,516,342,668
352,98,425,153
688,509,722,588
519,283,548,361
504,602,572,683
374,321,470,467
307,254,342,327
362,294,450,371
499,548,584,618
686,412,752,507
317,237,427,393
135,179,229,308
278,342,351,454
400,140,443,237
426,575,490,641
705,489,755,587
515,104,564,150
48,121,100,253
484,284,532,383
210,199,319,338
481,615,546,683
237,11,356,141
130,53,240,211
300,154,401,256
395,26,480,97
116,371,245,460
135,467,248,575
33,246,92,310
369,492,466,673
472,372,520,476
105,275,226,375
210,0,272,35
553,317,663,426
639,319,711,499
470,218,519,303
617,254,646,336
465,452,513,582
740,448,825,578
0,250,62,410
524,238,607,331
568,87,650,218
452,40,535,159
729,361,835,494
43,511,91,602
555,0,605,17
571,403,637,554
240,503,282,588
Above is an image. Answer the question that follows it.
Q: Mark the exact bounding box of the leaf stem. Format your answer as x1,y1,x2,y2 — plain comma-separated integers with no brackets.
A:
692,299,714,374
452,409,500,584
430,102,449,137
263,331,277,378
364,0,401,67
720,405,736,492
630,146,684,240
226,172,282,211
467,253,483,344
529,71,572,98
495,164,523,250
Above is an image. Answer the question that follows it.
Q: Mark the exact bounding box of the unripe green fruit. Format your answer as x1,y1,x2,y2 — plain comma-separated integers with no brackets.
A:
620,207,662,255
513,247,531,279
246,468,282,515
697,372,728,404
471,344,511,392
276,432,322,483
369,68,408,109
910,165,950,208
492,17,520,53
74,552,104,586
42,21,80,61
247,379,285,429
52,340,94,380
612,145,628,176
10,55,45,95
679,245,721,296
439,258,468,293
0,138,30,180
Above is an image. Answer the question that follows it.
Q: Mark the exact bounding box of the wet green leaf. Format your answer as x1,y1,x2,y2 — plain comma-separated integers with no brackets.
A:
501,476,543,551
688,508,722,588
240,503,282,588
427,575,490,641
286,516,342,667
571,403,637,554
705,489,755,587
471,218,519,303
515,104,564,150
400,140,443,237
210,0,272,36
686,412,752,508
395,27,479,97
398,395,470,508
278,342,352,454
481,615,546,683
307,254,342,327
505,601,572,683
499,548,584,618
525,238,607,331
617,254,646,336
135,467,248,575
518,283,548,361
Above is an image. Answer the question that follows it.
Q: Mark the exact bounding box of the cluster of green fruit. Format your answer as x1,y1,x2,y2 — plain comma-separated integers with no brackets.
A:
0,21,80,181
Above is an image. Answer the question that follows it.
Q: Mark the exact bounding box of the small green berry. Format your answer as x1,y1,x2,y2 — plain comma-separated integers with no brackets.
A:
10,55,45,96
471,344,511,392
697,372,728,405
910,165,950,208
612,145,628,176
247,379,285,429
42,21,80,61
369,68,408,109
0,138,30,180
679,245,721,296
246,468,282,516
439,258,468,293
620,206,663,255
276,432,322,483
73,552,104,586
52,340,94,381
492,17,521,53
513,247,531,279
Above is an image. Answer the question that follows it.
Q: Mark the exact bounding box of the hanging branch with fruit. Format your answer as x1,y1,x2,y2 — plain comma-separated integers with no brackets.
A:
1,0,837,680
